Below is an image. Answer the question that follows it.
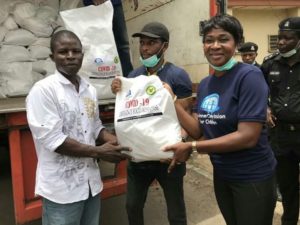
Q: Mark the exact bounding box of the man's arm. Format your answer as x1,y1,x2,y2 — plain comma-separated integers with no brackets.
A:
55,132,131,163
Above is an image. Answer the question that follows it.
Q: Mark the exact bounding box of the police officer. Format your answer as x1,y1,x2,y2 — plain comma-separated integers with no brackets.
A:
238,42,260,67
261,17,300,225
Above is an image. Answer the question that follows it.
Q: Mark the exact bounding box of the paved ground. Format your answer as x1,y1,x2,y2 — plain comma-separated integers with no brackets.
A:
0,150,297,225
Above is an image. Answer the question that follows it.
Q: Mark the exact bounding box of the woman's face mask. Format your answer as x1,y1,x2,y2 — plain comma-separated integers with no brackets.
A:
203,28,237,70
209,57,237,71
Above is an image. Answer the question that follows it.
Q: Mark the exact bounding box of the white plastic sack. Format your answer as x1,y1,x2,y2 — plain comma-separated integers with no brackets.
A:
17,17,53,37
32,37,51,48
36,5,57,22
60,0,80,11
0,62,34,97
0,45,33,62
4,29,37,46
32,58,55,75
0,6,8,25
13,2,37,21
114,76,181,162
0,26,8,42
60,2,123,100
28,45,51,59
3,16,18,30
38,0,59,12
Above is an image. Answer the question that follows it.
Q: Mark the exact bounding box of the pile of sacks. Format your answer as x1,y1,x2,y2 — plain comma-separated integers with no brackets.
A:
0,0,81,98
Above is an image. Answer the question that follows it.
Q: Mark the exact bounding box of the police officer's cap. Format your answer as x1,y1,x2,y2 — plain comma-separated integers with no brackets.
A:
279,17,300,31
238,42,258,53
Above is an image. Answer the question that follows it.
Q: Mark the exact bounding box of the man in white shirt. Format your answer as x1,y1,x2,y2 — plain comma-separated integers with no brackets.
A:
26,30,131,225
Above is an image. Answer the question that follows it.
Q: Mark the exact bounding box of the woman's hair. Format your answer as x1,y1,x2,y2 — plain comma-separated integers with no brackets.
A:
201,14,244,45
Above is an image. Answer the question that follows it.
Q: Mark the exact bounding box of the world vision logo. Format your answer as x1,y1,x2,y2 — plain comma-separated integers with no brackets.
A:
146,85,156,95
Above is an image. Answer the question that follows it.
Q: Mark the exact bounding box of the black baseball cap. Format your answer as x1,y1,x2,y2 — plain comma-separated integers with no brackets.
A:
132,22,169,42
279,17,300,31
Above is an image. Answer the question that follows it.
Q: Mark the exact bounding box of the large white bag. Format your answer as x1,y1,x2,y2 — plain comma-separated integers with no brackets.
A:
60,1,123,100
114,76,181,162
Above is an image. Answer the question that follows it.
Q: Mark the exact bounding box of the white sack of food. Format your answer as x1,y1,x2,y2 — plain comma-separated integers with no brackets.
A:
0,6,8,25
32,58,55,75
3,16,18,30
0,45,33,62
17,17,53,37
32,37,51,48
3,29,37,46
29,45,51,59
60,1,123,100
114,76,181,162
0,62,34,97
60,0,80,11
0,26,8,42
36,5,57,22
12,2,54,37
13,2,37,22
39,0,59,12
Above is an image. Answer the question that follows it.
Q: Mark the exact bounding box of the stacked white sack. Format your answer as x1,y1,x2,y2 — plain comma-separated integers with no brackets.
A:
0,0,80,98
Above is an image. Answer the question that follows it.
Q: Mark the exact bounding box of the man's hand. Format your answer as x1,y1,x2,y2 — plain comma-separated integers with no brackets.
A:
111,77,122,94
93,0,107,5
267,107,276,128
163,142,192,173
96,141,132,163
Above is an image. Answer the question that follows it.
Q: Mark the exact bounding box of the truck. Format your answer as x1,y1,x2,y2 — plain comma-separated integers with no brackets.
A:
0,0,223,224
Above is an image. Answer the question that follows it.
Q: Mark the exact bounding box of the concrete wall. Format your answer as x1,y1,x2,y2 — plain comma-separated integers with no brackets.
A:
123,0,210,83
231,8,300,64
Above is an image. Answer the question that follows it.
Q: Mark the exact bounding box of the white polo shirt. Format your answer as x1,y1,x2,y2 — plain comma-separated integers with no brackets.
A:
26,70,104,204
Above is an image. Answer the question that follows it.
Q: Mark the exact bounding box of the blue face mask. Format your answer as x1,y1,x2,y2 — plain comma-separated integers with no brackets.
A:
209,57,237,71
139,54,160,67
140,43,166,68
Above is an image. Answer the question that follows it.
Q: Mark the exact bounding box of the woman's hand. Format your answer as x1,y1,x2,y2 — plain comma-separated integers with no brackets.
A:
111,77,122,94
163,82,176,100
163,142,192,173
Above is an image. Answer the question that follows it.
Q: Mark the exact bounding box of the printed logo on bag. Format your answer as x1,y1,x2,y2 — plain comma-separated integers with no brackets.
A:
146,85,156,95
94,58,103,64
126,90,132,98
114,56,120,64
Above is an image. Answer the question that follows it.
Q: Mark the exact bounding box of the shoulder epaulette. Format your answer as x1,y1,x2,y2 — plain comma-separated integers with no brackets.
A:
263,52,280,63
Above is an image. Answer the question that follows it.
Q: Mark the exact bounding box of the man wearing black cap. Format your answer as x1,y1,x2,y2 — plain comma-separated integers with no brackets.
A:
238,42,260,67
111,22,192,225
261,17,300,225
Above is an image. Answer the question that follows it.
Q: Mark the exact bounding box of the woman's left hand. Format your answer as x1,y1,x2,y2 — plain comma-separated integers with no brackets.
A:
163,142,192,173
163,82,176,99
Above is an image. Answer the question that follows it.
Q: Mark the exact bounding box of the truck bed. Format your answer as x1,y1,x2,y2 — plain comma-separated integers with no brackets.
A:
0,97,116,114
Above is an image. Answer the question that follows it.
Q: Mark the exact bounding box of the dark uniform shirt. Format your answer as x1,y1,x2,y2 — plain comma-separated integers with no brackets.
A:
261,51,300,123
261,51,300,155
